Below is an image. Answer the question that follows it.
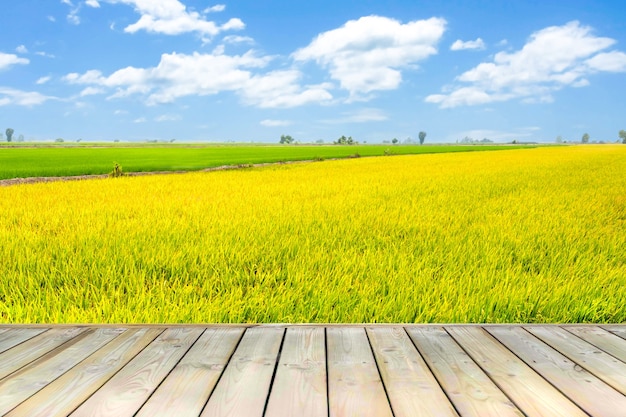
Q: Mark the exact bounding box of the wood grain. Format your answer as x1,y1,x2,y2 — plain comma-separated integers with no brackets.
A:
447,326,588,417
265,327,327,417
368,327,458,417
564,325,626,362
136,327,244,417
327,327,393,417
527,325,626,394
70,327,204,417
407,326,522,417
7,328,163,417
200,327,284,417
0,328,124,416
487,326,626,417
0,327,87,380
602,325,626,341
0,328,48,355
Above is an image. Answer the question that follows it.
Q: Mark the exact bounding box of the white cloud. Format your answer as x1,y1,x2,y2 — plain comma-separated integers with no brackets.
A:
80,86,105,96
241,71,333,108
450,38,485,51
15,45,28,54
293,16,446,98
64,51,332,108
427,21,626,108
48,15,56,22
62,0,81,24
35,51,56,58
36,76,52,84
204,4,225,13
0,53,29,70
223,35,254,44
155,114,181,122
133,117,147,123
85,0,100,7
322,108,388,124
102,0,244,37
585,51,626,72
260,119,292,127
0,87,53,106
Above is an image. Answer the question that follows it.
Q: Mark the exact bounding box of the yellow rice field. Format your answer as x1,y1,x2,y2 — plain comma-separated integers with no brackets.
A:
1,145,625,323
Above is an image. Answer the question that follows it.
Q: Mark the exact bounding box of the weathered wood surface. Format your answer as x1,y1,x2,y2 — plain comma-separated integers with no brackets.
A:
0,324,623,417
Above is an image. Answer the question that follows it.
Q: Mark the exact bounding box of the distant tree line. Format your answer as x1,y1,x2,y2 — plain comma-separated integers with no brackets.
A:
556,131,626,144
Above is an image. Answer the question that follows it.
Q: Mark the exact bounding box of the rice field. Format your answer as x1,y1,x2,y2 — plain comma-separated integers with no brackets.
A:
0,143,522,180
0,145,624,323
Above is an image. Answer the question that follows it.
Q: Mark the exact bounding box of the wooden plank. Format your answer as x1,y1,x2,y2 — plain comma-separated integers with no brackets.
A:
527,325,626,394
564,325,626,362
0,327,87,380
7,328,163,417
327,327,393,417
487,326,626,417
602,325,626,340
367,327,458,417
71,327,204,417
136,328,244,417
265,327,327,417
0,328,125,416
446,326,587,417
407,326,523,417
200,327,284,417
0,328,48,355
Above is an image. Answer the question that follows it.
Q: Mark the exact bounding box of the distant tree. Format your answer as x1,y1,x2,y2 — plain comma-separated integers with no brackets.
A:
5,128,14,142
418,131,427,145
334,135,356,145
619,130,626,144
0,133,3,141
55,138,64,143
556,135,563,144
17,134,24,142
582,133,590,143
279,134,294,144
391,138,398,144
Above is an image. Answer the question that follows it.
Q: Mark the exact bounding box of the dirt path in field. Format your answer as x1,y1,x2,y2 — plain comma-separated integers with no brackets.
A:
0,160,313,187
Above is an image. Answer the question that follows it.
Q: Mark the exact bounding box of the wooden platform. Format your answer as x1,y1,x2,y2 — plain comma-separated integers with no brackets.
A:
0,325,625,416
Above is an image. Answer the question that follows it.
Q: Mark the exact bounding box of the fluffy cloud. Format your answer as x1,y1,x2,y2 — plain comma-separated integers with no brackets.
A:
36,76,52,85
63,51,333,108
85,0,100,7
103,0,243,36
450,38,485,51
293,16,446,97
0,88,53,106
427,21,626,108
242,71,332,108
0,52,29,70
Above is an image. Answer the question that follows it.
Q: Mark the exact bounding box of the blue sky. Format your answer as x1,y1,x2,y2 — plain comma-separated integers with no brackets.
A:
1,0,626,143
